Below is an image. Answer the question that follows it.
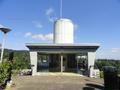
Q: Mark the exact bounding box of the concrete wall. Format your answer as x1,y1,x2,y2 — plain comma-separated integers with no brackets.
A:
88,52,96,77
88,52,95,68
30,51,37,76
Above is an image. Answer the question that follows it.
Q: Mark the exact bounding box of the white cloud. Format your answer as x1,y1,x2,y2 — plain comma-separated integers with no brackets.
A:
0,24,4,28
74,24,79,30
96,47,120,59
0,24,8,28
46,8,54,16
32,21,43,29
25,32,53,41
48,17,57,22
44,33,53,41
111,48,120,53
46,8,57,22
24,32,32,37
32,33,53,41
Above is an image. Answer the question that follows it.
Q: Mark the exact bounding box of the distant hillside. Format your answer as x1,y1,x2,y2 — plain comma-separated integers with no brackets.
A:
0,49,29,59
0,48,28,52
0,49,30,70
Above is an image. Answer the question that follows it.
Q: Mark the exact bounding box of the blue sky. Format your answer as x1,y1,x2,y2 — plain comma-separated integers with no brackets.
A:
0,0,120,59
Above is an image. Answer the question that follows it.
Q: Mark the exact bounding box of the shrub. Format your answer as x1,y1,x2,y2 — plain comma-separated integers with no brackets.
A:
0,61,12,85
100,71,104,78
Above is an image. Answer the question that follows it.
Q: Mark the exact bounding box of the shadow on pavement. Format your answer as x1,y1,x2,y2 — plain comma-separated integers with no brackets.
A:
83,83,104,90
83,87,95,90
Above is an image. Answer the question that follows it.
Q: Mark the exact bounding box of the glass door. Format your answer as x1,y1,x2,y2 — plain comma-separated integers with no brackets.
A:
76,54,87,75
37,54,49,72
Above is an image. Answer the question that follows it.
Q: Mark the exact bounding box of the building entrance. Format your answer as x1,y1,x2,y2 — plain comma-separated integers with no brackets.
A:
49,54,61,72
37,53,77,73
37,54,49,72
76,54,88,75
60,54,77,72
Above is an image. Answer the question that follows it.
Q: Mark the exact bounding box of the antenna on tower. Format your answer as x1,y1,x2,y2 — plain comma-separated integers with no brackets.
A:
60,0,63,18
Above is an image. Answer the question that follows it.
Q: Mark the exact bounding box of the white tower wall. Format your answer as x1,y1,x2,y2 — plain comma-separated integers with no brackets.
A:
54,19,74,44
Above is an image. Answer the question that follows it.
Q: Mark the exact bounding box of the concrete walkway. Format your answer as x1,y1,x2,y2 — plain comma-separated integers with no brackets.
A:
11,74,104,90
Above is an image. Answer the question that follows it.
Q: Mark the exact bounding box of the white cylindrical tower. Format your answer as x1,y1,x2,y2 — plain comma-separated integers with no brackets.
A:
54,18,74,44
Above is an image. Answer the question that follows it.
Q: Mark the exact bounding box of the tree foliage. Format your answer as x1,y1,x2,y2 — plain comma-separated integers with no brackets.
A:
0,49,30,70
12,51,30,70
0,49,30,85
0,61,11,84
95,59,120,73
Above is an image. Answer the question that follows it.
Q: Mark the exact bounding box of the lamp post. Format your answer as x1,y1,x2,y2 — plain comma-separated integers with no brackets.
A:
0,27,11,63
